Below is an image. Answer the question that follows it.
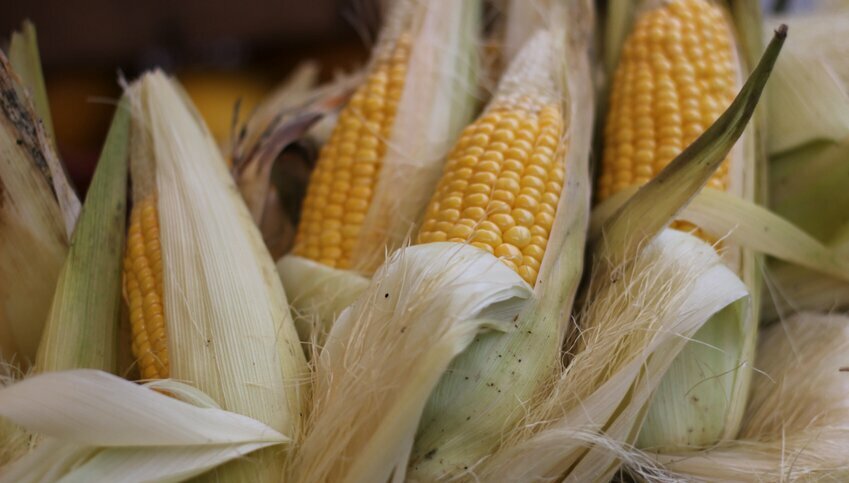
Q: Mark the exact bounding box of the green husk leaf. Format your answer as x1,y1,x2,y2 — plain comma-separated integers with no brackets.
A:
7,21,55,148
0,370,288,483
595,25,786,270
408,2,596,477
34,98,130,373
289,242,532,483
603,0,636,78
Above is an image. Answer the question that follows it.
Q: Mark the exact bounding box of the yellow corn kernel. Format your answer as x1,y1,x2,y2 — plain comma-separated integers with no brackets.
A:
293,34,412,269
418,99,566,285
599,0,737,240
123,196,168,380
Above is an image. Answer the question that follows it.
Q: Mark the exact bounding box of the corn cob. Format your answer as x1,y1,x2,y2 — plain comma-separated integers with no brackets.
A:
123,196,168,380
600,0,758,451
600,0,738,240
409,18,591,477
292,33,411,270
417,100,565,285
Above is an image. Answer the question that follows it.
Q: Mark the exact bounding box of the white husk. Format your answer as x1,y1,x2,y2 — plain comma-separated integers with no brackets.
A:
0,370,288,483
645,312,849,482
473,230,749,481
288,242,532,483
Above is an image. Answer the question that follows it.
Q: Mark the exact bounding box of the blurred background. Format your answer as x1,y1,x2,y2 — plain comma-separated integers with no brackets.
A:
0,0,823,193
0,0,381,193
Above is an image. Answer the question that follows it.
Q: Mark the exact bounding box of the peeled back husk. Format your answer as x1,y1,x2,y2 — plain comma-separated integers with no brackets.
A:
409,1,595,477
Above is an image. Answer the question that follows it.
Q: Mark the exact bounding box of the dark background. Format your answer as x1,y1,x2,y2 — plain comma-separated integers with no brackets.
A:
0,0,816,192
0,0,378,192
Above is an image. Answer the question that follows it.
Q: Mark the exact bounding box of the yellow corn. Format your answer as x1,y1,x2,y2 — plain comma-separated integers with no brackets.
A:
123,195,168,380
599,0,737,237
417,98,565,285
293,34,411,269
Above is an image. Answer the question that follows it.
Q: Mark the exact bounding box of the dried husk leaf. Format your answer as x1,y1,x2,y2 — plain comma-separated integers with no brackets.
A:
0,52,70,366
8,21,55,148
349,0,481,273
277,0,481,341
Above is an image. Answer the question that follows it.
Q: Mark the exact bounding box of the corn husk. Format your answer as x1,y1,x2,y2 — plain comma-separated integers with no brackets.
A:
0,370,288,483
645,312,849,481
231,64,358,234
409,2,594,477
34,98,130,373
277,0,482,343
125,71,307,481
760,10,849,319
598,0,777,450
288,242,532,482
0,50,72,366
474,229,749,482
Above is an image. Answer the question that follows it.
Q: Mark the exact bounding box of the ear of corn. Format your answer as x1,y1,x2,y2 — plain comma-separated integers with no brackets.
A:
409,2,595,476
278,0,481,342
596,0,782,450
124,71,307,482
35,98,130,374
0,50,70,366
